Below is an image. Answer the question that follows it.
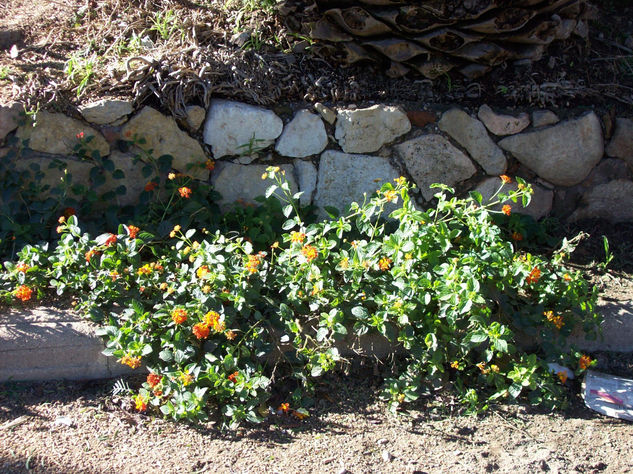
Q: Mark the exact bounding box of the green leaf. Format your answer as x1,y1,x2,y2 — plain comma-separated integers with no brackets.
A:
351,306,369,319
159,349,173,362
508,382,522,399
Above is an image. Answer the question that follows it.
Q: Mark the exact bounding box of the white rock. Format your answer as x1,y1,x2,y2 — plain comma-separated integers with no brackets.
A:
121,106,208,180
477,104,530,136
185,105,206,131
568,180,633,223
606,118,633,167
16,111,109,157
203,99,283,158
438,108,507,175
211,163,296,211
474,177,553,220
532,110,559,128
294,160,318,206
314,150,400,217
0,102,21,141
79,99,133,125
498,112,604,187
335,105,410,154
275,110,328,158
395,134,476,200
314,102,336,124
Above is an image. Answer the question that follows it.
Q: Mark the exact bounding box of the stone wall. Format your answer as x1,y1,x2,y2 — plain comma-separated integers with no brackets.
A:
1,98,632,222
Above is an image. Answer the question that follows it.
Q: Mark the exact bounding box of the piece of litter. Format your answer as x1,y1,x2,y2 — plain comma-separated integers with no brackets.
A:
382,449,393,462
547,363,574,380
2,416,28,430
54,416,74,427
583,370,633,421
9,45,19,59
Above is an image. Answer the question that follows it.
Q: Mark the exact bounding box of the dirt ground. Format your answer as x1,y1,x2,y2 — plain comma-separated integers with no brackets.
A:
1,367,633,474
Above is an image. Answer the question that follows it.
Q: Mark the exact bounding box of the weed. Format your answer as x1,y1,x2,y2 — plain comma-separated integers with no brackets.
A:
149,10,181,42
64,53,97,97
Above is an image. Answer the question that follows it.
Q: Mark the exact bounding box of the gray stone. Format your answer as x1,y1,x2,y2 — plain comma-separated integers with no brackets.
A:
0,306,132,383
294,160,318,206
335,105,410,154
395,134,476,200
0,102,21,141
314,102,336,124
211,162,297,211
79,99,133,125
203,99,283,158
606,118,633,166
122,106,208,180
569,298,633,352
185,105,206,131
14,153,94,200
475,177,553,220
498,112,604,187
314,150,400,216
568,180,633,223
477,104,530,136
102,150,148,207
16,111,109,157
438,108,507,175
532,109,560,128
275,110,328,158
583,158,632,188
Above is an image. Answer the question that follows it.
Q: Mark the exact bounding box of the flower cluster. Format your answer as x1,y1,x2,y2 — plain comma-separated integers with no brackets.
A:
171,308,188,325
526,267,541,284
120,355,141,369
15,284,33,302
544,311,564,330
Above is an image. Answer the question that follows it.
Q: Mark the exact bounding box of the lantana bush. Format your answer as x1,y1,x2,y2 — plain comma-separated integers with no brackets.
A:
1,168,599,427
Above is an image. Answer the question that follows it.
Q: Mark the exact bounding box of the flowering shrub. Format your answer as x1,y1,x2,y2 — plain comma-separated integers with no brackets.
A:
0,167,600,427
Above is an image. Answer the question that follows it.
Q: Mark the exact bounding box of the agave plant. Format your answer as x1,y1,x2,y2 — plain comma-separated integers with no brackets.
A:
281,0,589,78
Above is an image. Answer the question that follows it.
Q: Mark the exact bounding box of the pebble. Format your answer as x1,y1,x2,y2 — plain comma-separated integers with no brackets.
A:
382,449,393,462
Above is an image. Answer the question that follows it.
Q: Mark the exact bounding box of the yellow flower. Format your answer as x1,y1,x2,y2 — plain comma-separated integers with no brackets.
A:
183,246,191,255
301,245,318,262
192,241,200,250
159,282,168,291
544,310,564,329
271,241,279,249
290,231,306,243
202,285,211,294
180,372,194,386
197,265,209,278
168,172,176,180
450,361,459,369
261,173,268,180
394,176,406,186
339,257,349,270
383,190,398,203
378,257,392,271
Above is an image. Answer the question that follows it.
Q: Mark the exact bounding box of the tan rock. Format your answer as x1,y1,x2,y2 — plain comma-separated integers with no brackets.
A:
532,110,559,128
185,105,206,131
79,99,133,125
335,105,410,154
477,104,530,136
569,180,633,223
606,118,633,167
0,102,21,141
122,106,208,180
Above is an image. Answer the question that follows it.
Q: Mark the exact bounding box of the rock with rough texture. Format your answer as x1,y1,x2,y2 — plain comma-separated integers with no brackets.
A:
79,99,133,125
185,105,206,131
314,103,336,124
438,108,507,175
314,150,400,216
14,153,93,199
122,106,208,180
569,180,633,223
211,163,296,211
477,104,530,136
275,110,328,158
0,102,21,141
101,151,148,207
475,177,553,220
16,111,109,157
498,112,604,187
335,105,410,154
606,118,633,166
532,110,559,128
294,160,318,205
203,100,283,158
395,134,476,200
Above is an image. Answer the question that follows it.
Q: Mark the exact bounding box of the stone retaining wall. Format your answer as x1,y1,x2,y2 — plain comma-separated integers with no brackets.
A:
1,99,632,222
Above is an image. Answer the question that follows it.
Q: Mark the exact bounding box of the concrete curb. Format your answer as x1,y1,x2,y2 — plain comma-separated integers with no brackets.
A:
1,298,631,384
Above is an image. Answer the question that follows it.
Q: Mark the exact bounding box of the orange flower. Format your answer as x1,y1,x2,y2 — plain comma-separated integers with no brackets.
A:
15,285,33,302
301,245,318,262
378,257,392,271
245,254,261,274
476,362,489,375
192,322,210,340
15,262,29,273
226,330,237,341
579,355,592,370
450,361,459,369
196,265,209,279
134,395,147,412
58,215,66,224
205,159,215,171
128,225,140,239
85,249,98,262
502,205,512,216
56,226,64,234
171,308,188,325
144,181,158,192
290,231,306,243
204,311,226,332
105,234,117,247
557,371,568,384
544,310,564,330
121,355,141,369
147,373,162,388
180,373,194,386
383,190,398,202
110,271,119,281
279,402,290,413
500,175,512,184
137,264,152,275
563,273,572,281
178,187,192,198
228,371,239,383
526,267,541,284
511,232,523,241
